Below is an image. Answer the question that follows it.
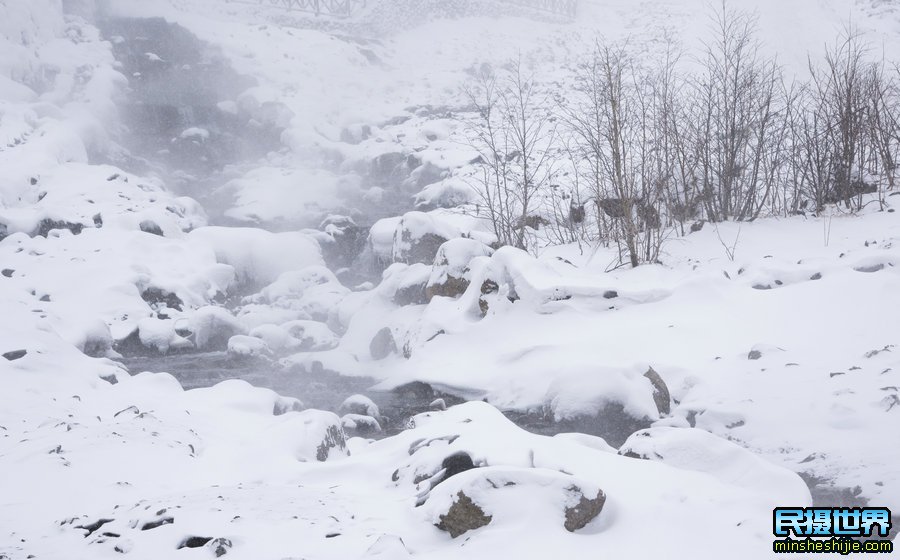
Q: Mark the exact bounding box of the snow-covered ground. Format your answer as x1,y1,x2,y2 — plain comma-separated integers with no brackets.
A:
1,0,898,558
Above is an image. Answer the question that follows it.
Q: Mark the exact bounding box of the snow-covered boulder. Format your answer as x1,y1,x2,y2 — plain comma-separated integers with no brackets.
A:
425,238,494,301
188,306,247,350
341,413,383,437
188,227,323,286
391,211,460,265
280,320,340,351
619,427,811,504
227,334,271,359
250,266,349,322
374,262,432,306
339,394,381,419
424,467,606,537
370,327,398,360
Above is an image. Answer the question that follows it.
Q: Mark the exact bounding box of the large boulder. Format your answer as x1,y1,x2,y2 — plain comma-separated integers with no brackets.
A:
370,327,398,360
425,238,494,301
425,467,606,537
391,211,459,266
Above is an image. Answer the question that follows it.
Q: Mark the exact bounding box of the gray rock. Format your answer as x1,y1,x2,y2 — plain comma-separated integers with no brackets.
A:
564,486,606,532
643,367,671,415
370,327,397,360
436,491,492,538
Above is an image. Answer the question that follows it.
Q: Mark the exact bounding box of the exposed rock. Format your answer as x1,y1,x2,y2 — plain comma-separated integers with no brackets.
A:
315,423,348,462
748,350,763,360
139,220,164,236
564,487,606,532
391,212,458,266
392,381,434,401
2,349,27,361
478,279,500,316
341,413,383,437
643,367,671,415
273,398,304,415
426,238,493,302
396,231,447,266
75,518,114,537
603,290,618,299
178,536,213,549
34,219,84,237
1,269,13,278
435,491,492,538
855,263,886,273
140,516,174,531
425,275,469,301
140,287,183,311
440,452,477,481
394,279,428,306
370,327,397,360
320,215,367,273
209,537,233,557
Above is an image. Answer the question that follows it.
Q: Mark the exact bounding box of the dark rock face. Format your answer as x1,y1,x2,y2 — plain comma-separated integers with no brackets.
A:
320,215,366,272
425,275,469,301
141,287,184,311
75,518,114,537
140,516,174,531
342,414,382,438
643,367,671,416
397,231,448,266
370,327,397,360
564,487,606,532
34,219,84,237
394,280,428,306
748,349,763,360
139,220,164,236
315,423,348,462
178,536,213,549
436,491,492,538
2,269,14,278
209,537,233,557
440,452,477,481
2,349,27,361
478,279,500,316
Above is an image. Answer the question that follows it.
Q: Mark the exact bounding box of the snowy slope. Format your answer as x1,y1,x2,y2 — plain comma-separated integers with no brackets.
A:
0,0,899,559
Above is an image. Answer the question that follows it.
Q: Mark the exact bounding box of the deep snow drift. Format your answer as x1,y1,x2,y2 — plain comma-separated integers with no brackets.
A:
1,0,898,559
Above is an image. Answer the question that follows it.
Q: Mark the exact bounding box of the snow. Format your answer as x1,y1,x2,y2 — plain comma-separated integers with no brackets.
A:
187,226,323,285
1,0,900,558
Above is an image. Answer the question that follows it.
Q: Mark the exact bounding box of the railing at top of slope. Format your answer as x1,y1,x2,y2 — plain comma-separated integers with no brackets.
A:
499,0,578,17
225,0,367,18
224,0,578,19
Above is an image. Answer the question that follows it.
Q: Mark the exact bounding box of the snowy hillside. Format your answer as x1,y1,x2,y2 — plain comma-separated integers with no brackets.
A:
1,0,898,558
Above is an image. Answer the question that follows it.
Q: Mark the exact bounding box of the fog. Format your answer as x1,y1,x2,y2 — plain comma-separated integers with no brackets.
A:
1,0,899,557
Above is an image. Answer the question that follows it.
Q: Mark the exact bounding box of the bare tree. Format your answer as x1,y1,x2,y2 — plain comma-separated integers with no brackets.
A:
563,41,670,267
463,59,557,251
690,2,784,222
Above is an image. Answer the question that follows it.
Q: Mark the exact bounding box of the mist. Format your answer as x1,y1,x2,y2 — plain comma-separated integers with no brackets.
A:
0,0,898,558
